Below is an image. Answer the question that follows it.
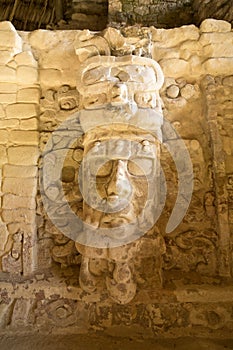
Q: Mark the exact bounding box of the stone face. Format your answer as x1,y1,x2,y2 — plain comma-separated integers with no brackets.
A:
0,21,232,337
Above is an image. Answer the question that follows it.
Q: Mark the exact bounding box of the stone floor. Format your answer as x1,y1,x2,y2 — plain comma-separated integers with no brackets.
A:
0,335,233,350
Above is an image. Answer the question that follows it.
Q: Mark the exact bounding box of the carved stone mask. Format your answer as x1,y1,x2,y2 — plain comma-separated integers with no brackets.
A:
78,126,160,243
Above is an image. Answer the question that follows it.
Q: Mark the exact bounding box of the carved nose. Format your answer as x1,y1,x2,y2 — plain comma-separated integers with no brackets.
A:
107,160,132,203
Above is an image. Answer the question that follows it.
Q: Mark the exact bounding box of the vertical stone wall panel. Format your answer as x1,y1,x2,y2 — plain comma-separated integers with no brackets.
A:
0,19,232,336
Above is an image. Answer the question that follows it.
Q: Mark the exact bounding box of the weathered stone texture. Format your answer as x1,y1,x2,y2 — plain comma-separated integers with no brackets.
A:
0,21,39,279
0,19,232,339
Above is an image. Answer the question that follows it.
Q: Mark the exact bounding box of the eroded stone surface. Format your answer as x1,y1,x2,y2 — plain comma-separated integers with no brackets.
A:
0,20,232,339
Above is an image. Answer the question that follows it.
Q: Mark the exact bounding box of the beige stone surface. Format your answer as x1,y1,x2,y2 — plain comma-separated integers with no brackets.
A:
0,50,13,65
200,18,232,33
2,194,36,209
0,20,232,338
0,119,19,129
2,177,37,196
203,58,233,75
16,66,38,84
0,104,5,118
159,58,190,78
8,146,39,165
203,43,233,58
151,25,200,48
200,32,233,45
17,88,40,103
0,82,17,93
20,118,38,130
0,130,8,144
0,145,7,165
0,66,16,82
6,103,37,119
39,69,62,88
1,208,35,223
0,30,22,50
9,130,38,145
14,51,37,67
0,93,16,104
3,164,37,178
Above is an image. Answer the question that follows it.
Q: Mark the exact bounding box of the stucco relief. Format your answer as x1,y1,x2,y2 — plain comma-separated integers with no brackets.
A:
73,41,165,304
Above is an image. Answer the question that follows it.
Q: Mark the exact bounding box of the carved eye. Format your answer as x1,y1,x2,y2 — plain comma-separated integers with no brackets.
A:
127,158,153,176
89,159,113,177
97,160,113,177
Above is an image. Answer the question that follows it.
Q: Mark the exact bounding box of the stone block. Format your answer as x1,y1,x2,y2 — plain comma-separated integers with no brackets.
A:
0,82,17,93
0,104,5,118
180,41,203,60
0,145,7,165
20,118,38,130
159,58,190,78
2,177,37,196
151,25,200,48
8,146,39,165
203,43,233,58
6,103,37,119
17,66,38,84
0,130,8,144
223,76,233,86
0,30,22,50
200,19,232,33
17,88,40,103
0,94,16,104
0,51,13,65
203,58,233,76
0,66,16,82
3,194,36,209
7,222,35,234
3,164,37,178
14,51,37,67
40,69,62,88
200,32,233,45
29,30,60,50
2,208,35,224
0,119,19,129
0,21,16,31
9,130,38,145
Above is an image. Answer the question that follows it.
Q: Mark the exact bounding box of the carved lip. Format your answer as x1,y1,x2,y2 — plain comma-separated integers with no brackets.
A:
100,216,131,228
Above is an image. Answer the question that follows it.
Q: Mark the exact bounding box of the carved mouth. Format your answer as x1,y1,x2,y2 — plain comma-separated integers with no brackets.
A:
100,216,131,228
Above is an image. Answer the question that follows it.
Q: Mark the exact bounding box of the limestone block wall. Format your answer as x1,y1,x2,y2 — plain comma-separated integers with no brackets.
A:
109,0,193,27
0,19,232,337
0,21,39,277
